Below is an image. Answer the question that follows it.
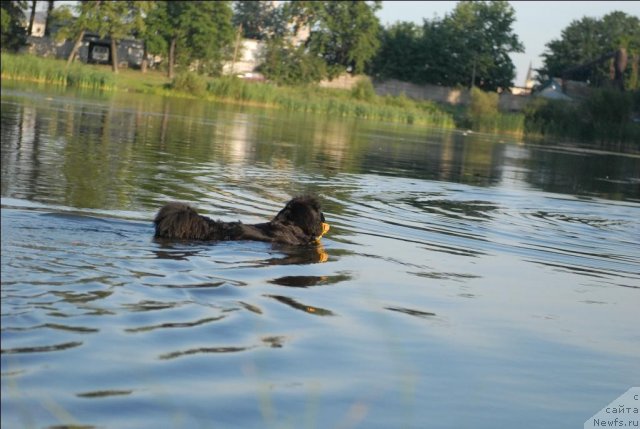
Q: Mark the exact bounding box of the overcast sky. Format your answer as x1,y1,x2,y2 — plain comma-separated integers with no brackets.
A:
377,1,640,86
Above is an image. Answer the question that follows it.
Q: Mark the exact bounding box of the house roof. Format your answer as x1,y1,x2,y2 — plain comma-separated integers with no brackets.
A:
534,78,573,101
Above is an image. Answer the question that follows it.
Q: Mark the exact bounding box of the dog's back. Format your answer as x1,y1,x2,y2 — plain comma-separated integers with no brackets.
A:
154,203,216,240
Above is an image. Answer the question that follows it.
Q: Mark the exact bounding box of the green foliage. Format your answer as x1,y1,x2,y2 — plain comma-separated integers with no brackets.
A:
170,71,207,95
93,1,147,41
1,1,27,52
47,5,76,43
367,21,423,82
469,87,499,118
449,87,524,135
524,89,640,149
178,1,234,75
370,1,523,90
1,52,115,90
582,89,638,146
429,1,523,90
383,93,413,109
204,75,455,127
258,37,326,86
142,1,169,58
351,78,376,102
539,11,640,89
144,1,234,77
287,1,382,78
232,1,284,40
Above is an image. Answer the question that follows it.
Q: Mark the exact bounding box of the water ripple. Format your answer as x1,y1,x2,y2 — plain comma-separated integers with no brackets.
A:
1,341,83,354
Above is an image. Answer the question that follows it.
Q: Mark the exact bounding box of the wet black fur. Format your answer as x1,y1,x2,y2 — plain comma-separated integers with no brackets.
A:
154,196,326,245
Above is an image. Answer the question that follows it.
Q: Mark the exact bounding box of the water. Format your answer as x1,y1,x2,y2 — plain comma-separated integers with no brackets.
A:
1,83,639,429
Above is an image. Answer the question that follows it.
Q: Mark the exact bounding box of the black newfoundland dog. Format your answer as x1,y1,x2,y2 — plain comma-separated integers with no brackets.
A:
154,196,329,245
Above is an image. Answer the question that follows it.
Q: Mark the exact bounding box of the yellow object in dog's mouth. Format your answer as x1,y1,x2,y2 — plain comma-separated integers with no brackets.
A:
315,222,330,242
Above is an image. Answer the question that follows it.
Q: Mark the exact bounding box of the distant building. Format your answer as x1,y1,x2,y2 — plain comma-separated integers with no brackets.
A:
81,33,144,68
224,38,265,78
534,78,573,100
533,77,591,100
524,62,536,89
21,10,47,37
509,63,535,96
223,1,310,78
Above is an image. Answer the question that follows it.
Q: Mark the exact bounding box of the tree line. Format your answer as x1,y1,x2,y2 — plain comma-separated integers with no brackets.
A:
1,1,638,91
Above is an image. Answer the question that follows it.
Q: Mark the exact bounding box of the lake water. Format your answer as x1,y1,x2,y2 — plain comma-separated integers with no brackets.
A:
1,83,639,429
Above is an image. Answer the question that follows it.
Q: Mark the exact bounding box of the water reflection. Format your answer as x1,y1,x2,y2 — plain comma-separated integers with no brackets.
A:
153,243,329,265
124,316,226,333
268,272,352,287
385,306,437,319
264,295,335,316
2,85,639,207
77,390,133,398
1,341,83,354
159,346,251,360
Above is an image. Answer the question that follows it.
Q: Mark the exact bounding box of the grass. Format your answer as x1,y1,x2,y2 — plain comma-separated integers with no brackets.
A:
3,52,564,138
523,90,640,151
1,52,115,90
0,52,457,128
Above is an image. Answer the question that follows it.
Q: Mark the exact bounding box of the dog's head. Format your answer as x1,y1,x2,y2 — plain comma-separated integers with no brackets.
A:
272,196,330,242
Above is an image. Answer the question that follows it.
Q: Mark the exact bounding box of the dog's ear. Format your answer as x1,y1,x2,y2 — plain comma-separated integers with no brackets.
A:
273,196,323,237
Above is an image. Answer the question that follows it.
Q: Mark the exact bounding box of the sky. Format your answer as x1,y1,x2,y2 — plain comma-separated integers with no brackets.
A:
377,1,640,87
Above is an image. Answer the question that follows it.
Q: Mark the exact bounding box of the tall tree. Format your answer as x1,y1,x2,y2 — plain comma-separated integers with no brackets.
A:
177,1,234,75
258,36,326,85
57,1,102,67
369,1,522,90
143,1,172,76
27,0,36,35
232,0,280,40
368,21,422,82
287,1,382,78
144,1,234,78
92,1,149,73
1,1,27,51
539,11,640,89
426,1,523,90
44,0,54,37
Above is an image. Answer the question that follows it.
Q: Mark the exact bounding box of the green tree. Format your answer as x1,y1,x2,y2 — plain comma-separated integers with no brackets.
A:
287,1,382,78
539,11,640,89
425,1,523,90
44,0,55,37
178,1,234,76
93,1,149,73
368,21,423,82
1,1,27,52
145,1,234,78
27,0,36,35
142,1,171,74
258,36,326,85
54,1,102,67
232,0,282,40
369,1,522,90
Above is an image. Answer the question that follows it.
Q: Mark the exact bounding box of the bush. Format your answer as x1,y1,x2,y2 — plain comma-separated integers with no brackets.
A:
523,88,640,150
170,72,207,95
467,87,499,132
258,37,326,86
469,87,499,117
351,78,376,102
383,93,413,109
